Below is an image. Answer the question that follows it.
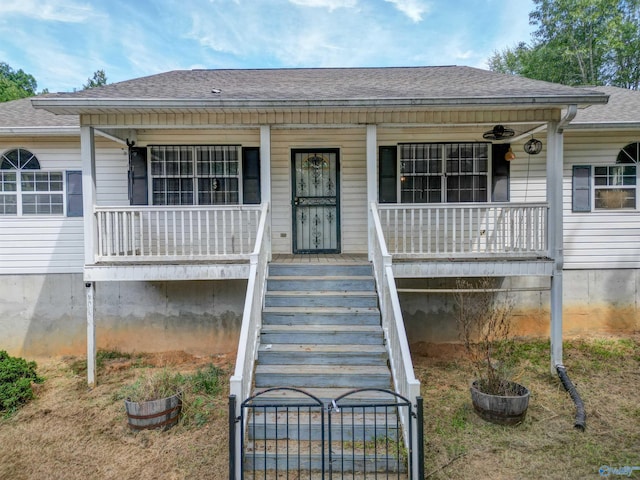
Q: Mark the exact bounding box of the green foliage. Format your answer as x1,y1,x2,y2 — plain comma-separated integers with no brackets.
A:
121,369,185,403
0,351,43,416
117,364,224,429
489,0,640,88
82,69,108,90
454,278,516,396
189,364,222,396
0,62,38,101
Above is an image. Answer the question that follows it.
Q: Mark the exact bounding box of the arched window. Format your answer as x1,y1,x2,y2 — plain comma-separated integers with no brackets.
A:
1,148,41,170
0,149,64,215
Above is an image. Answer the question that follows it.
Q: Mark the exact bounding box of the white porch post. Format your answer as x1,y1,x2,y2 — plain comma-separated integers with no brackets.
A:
366,124,377,260
81,126,98,386
260,125,272,261
547,121,564,372
86,282,96,387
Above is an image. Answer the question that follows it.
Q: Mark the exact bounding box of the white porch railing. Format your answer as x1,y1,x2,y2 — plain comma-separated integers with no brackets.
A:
94,205,263,262
229,202,270,480
370,202,421,479
377,202,549,258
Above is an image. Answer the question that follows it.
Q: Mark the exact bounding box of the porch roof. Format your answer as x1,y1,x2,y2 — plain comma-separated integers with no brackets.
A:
32,66,608,115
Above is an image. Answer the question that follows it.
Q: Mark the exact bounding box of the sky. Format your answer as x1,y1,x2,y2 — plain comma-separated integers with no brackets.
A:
0,0,536,94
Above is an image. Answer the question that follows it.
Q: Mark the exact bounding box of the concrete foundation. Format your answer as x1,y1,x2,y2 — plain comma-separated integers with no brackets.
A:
1,269,638,359
0,274,246,358
399,269,640,345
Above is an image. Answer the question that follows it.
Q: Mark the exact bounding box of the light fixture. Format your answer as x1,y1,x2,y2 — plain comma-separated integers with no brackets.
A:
524,138,543,155
505,147,516,161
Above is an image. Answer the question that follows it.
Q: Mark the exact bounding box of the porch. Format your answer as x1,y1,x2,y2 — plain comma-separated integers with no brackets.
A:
83,201,551,280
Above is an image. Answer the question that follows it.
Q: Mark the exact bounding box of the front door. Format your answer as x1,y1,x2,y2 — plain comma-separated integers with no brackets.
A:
292,149,340,253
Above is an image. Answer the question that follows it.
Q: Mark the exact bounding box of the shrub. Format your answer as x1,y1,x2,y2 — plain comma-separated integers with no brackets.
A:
0,351,44,416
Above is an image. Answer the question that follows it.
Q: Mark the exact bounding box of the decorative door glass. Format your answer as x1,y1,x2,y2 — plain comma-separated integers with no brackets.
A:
292,149,340,253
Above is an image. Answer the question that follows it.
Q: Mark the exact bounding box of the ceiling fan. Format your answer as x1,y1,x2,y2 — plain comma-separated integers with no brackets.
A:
482,125,515,141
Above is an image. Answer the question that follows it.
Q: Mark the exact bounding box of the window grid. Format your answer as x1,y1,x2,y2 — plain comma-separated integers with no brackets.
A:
399,142,489,203
594,165,637,210
150,145,241,205
0,150,65,216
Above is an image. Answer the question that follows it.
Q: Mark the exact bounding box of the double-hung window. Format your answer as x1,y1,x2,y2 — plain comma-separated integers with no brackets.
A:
150,145,240,205
0,148,65,216
397,142,489,203
572,142,639,212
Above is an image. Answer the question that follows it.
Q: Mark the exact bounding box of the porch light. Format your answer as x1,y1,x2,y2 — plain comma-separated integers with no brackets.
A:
505,147,516,161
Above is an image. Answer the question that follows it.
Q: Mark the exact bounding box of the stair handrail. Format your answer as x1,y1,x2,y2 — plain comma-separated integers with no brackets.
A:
229,202,270,479
370,202,421,479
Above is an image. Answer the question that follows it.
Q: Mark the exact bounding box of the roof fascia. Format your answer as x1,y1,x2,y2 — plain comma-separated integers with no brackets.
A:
0,126,79,136
32,94,609,114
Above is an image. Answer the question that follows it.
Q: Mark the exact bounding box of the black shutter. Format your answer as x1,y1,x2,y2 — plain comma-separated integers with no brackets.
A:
242,147,261,204
66,170,83,217
572,165,591,212
491,143,510,202
129,147,148,205
379,146,397,203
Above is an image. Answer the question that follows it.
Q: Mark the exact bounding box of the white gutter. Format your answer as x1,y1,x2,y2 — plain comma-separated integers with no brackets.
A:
31,94,610,114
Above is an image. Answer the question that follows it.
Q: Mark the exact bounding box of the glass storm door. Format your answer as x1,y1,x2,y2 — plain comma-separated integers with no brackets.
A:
292,149,340,253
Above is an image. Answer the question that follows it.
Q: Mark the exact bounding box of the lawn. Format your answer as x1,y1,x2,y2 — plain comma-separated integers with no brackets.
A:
0,336,638,479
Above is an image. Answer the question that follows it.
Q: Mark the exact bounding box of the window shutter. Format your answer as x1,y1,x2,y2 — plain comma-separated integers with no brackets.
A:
491,143,510,202
572,165,591,212
379,146,397,203
129,147,148,205
242,147,261,204
66,170,83,217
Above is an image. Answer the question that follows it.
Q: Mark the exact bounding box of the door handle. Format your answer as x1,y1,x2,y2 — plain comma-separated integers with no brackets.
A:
293,197,299,206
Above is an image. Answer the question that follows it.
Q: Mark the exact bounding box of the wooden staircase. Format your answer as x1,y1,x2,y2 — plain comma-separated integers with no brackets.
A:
243,261,408,477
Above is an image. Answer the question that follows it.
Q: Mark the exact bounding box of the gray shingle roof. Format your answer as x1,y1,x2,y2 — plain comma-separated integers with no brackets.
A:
39,66,606,104
571,86,640,126
0,97,77,129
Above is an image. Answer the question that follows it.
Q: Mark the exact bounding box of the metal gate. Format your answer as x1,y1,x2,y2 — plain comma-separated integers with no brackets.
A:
231,388,423,480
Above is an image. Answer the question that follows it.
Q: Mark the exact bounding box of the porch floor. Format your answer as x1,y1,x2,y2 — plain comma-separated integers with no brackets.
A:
271,254,369,264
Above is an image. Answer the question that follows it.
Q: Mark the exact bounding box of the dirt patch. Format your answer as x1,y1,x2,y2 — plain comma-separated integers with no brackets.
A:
1,339,639,479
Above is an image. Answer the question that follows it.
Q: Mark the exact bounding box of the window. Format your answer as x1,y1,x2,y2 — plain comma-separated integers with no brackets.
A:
0,148,66,216
572,142,639,212
150,145,240,205
397,142,489,203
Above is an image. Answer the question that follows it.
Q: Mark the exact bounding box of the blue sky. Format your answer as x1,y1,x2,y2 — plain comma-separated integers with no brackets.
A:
0,0,535,93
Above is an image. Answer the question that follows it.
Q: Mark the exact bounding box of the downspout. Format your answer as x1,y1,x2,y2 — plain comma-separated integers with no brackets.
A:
551,105,586,431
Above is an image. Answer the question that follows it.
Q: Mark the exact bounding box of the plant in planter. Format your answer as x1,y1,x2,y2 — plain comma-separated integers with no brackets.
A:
122,369,184,431
454,277,530,425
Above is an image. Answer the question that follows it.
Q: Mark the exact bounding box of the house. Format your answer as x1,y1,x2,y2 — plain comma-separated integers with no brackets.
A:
6,66,633,477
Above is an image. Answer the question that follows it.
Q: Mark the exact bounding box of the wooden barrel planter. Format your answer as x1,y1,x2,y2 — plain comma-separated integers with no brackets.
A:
470,380,530,425
124,392,182,431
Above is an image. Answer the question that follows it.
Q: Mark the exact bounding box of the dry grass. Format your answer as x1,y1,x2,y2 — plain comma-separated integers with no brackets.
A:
0,337,639,480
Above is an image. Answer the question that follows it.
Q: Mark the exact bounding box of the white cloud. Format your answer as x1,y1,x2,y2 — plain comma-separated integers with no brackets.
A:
288,0,357,10
384,0,430,22
0,0,94,23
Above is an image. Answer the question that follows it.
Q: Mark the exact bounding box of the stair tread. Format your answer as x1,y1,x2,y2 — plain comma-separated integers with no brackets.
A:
261,325,382,332
266,290,377,296
252,386,397,400
268,275,373,280
259,344,386,353
263,306,379,314
256,365,390,375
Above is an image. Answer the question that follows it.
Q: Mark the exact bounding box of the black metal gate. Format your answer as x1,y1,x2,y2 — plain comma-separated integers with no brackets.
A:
231,388,423,480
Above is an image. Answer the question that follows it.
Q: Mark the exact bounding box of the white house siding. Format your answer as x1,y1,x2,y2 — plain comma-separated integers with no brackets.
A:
270,127,367,254
563,130,640,269
0,136,122,274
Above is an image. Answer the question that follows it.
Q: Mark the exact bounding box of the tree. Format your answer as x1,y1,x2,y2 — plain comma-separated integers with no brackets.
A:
489,0,640,89
83,69,108,90
0,62,38,102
